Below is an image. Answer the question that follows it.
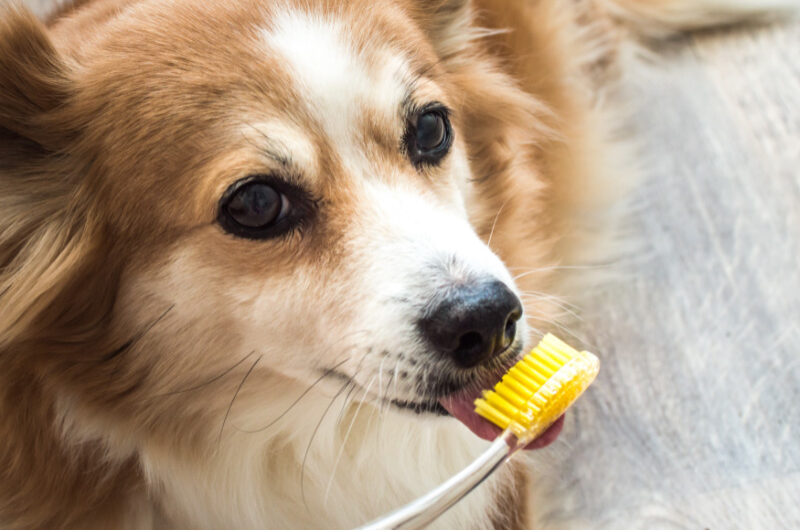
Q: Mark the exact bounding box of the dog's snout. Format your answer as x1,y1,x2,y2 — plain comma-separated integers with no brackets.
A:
419,279,522,368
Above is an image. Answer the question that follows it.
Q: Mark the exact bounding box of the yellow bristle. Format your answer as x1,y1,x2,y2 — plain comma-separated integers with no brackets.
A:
525,355,558,379
543,333,579,358
539,344,569,363
520,364,550,387
501,374,532,397
494,382,526,408
535,344,566,367
529,393,548,408
515,361,548,385
473,334,600,442
484,391,533,425
543,346,571,366
474,400,511,429
549,347,572,363
508,366,539,391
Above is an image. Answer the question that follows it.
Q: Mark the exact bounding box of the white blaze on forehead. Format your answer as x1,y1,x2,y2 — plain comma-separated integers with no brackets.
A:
262,9,411,174
358,180,515,287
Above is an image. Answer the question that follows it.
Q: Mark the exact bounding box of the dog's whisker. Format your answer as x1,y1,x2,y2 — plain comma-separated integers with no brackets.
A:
526,323,546,342
300,379,352,510
520,294,584,322
238,358,349,434
216,355,261,447
523,303,582,322
98,304,174,362
156,350,255,397
508,264,608,270
518,289,580,308
374,358,402,441
383,358,401,418
335,349,374,425
335,380,358,431
508,262,614,280
485,195,512,248
376,358,397,445
323,375,376,508
352,370,380,434
308,328,371,368
377,355,397,420
519,288,578,304
511,268,558,282
530,315,590,346
377,356,385,418
364,384,386,437
392,358,401,409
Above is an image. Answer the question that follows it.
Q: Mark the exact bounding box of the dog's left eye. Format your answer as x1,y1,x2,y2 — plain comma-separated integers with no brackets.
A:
416,112,447,151
217,177,298,239
406,104,453,167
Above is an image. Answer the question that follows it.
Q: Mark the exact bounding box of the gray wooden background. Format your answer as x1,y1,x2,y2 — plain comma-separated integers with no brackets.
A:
14,1,801,529
527,19,800,530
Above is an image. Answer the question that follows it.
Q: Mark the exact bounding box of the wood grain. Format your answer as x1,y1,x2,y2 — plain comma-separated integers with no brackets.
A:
529,20,800,530
10,1,801,528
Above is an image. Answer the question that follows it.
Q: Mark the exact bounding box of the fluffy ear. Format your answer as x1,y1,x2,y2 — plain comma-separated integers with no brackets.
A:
412,0,477,59
0,5,72,166
0,7,93,349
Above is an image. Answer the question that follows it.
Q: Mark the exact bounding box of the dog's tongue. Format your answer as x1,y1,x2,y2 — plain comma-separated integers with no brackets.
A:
439,391,564,450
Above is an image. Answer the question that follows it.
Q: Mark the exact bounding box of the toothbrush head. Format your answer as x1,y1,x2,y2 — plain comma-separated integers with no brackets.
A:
474,333,600,444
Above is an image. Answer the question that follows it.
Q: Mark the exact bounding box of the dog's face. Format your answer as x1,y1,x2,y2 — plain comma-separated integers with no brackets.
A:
4,0,551,446
95,0,527,430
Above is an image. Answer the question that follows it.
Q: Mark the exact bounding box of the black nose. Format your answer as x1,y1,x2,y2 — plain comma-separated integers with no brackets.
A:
419,279,523,368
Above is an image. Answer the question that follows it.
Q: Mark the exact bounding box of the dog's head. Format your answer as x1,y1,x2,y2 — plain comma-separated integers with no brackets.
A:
0,0,556,447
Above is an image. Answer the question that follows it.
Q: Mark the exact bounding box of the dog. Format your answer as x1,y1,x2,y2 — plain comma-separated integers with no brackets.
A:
0,0,791,528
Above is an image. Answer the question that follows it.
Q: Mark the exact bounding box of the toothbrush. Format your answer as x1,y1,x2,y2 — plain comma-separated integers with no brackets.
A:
361,333,600,530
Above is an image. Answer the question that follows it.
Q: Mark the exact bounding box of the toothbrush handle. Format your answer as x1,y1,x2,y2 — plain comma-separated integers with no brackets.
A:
360,430,519,530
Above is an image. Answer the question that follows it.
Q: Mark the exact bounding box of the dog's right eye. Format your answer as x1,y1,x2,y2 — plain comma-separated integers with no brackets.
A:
217,177,299,239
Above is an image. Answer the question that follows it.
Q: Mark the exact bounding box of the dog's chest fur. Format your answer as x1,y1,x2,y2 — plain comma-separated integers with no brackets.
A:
137,399,523,528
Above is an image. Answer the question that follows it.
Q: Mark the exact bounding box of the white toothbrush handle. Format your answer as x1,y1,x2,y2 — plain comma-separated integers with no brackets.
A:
360,430,520,530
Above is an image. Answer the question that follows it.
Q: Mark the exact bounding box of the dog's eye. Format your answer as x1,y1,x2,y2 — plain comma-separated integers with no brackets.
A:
416,112,447,151
226,182,285,227
217,177,296,239
406,105,453,167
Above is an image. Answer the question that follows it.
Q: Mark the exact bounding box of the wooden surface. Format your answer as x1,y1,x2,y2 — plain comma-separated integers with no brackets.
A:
528,20,800,529
13,1,802,529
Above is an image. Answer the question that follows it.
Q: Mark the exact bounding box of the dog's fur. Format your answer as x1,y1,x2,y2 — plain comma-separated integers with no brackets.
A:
0,0,792,528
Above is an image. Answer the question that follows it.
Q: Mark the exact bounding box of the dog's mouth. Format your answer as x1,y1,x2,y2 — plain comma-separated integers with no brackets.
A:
387,395,563,449
390,398,449,415
433,347,565,450
388,343,564,450
437,387,565,450
327,341,563,449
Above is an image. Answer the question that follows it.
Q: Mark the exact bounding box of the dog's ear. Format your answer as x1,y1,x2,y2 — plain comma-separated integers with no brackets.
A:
0,5,73,167
412,0,476,60
0,7,98,349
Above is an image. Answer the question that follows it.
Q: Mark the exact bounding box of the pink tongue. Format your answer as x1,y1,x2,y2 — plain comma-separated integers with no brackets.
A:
439,392,564,450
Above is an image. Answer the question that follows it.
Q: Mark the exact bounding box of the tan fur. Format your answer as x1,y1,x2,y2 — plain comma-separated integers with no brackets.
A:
0,0,788,528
